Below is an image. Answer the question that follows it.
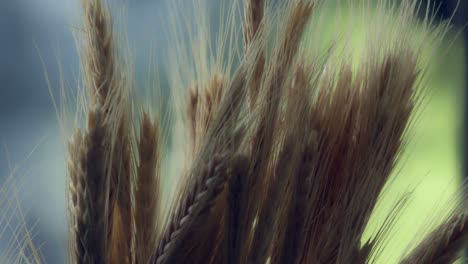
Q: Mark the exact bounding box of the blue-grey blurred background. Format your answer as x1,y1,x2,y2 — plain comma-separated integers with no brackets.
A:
0,0,466,263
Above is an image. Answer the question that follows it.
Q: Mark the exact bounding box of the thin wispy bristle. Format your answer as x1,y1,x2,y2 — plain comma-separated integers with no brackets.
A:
0,175,42,264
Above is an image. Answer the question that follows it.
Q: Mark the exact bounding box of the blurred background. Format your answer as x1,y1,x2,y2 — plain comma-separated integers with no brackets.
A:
0,0,465,263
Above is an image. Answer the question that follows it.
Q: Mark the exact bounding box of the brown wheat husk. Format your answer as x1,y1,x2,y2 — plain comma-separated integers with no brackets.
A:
243,0,265,109
82,0,115,105
150,152,235,264
134,112,161,263
71,108,112,264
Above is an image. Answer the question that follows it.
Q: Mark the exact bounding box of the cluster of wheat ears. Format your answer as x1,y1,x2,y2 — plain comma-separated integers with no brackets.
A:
2,0,468,263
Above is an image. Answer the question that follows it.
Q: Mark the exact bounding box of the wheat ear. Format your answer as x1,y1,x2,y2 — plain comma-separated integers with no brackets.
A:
134,112,160,263
246,2,314,263
77,0,134,262
70,2,117,261
150,153,234,264
70,108,112,263
187,74,225,155
111,115,134,264
82,0,114,105
400,212,468,264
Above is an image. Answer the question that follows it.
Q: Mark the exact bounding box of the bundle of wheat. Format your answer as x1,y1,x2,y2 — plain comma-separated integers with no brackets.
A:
3,0,466,263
